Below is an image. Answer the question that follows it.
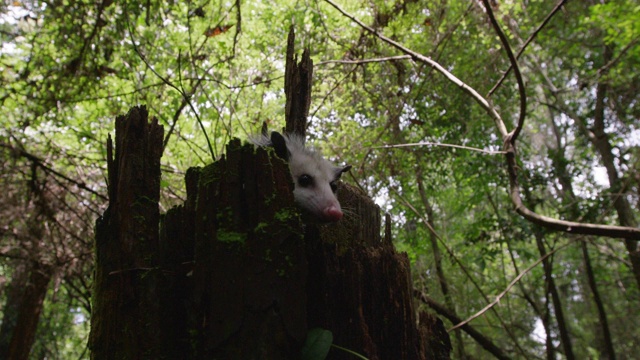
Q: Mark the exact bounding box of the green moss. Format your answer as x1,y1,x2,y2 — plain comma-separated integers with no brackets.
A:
272,208,305,238
264,191,278,205
274,207,297,222
254,222,269,233
216,229,246,244
216,206,234,222
198,162,222,186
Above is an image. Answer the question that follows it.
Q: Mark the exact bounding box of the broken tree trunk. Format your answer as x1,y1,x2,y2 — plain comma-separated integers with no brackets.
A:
88,105,451,359
89,106,164,359
284,26,313,138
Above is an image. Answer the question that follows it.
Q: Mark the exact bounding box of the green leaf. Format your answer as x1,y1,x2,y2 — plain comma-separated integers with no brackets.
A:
301,328,333,360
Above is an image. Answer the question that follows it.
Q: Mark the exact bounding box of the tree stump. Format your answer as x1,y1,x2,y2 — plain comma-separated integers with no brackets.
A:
88,105,450,359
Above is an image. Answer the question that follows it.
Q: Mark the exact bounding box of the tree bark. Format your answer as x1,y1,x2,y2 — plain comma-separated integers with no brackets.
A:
8,263,52,360
541,289,555,360
416,167,465,358
88,106,164,359
521,161,575,359
0,169,58,360
531,230,575,360
581,241,616,360
573,44,640,287
284,26,312,138
0,261,28,358
89,106,451,359
548,104,617,360
1,261,53,360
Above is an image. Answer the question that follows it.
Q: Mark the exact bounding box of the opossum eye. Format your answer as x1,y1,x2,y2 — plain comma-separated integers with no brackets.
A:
330,181,338,193
298,174,313,187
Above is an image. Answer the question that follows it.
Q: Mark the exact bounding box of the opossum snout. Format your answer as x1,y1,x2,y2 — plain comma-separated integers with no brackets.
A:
322,205,344,222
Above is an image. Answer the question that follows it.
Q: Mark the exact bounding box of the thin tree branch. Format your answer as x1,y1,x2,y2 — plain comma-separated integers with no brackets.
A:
374,141,505,155
124,0,216,160
310,64,358,120
396,186,530,357
163,97,189,151
391,189,484,296
450,240,573,331
481,0,526,143
488,0,568,96
0,142,107,201
325,0,640,240
317,55,412,65
505,146,640,239
323,0,509,139
415,291,511,360
598,37,639,75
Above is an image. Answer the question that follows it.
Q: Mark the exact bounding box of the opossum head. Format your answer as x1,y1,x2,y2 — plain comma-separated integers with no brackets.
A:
270,131,351,222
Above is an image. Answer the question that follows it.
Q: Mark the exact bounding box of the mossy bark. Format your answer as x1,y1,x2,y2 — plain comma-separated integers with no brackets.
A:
89,106,164,359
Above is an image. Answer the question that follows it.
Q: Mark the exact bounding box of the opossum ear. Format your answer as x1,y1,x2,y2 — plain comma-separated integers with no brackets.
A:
334,165,352,179
270,131,290,161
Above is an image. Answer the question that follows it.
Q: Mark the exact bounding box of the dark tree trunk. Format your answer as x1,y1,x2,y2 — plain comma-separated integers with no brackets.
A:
284,27,312,138
581,242,615,360
0,260,53,360
88,106,164,359
0,261,28,358
548,104,616,360
416,165,464,358
578,44,640,288
534,232,575,360
187,138,308,358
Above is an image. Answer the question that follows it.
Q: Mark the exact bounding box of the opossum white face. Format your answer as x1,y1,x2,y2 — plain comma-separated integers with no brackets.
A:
270,132,351,222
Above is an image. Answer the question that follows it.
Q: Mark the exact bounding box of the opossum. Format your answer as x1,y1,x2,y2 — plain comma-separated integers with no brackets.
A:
252,131,352,222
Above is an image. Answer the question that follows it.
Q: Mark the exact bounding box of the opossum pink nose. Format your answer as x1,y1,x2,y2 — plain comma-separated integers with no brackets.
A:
323,206,344,222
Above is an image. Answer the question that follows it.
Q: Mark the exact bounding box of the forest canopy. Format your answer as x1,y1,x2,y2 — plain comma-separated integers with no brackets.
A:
1,0,639,359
